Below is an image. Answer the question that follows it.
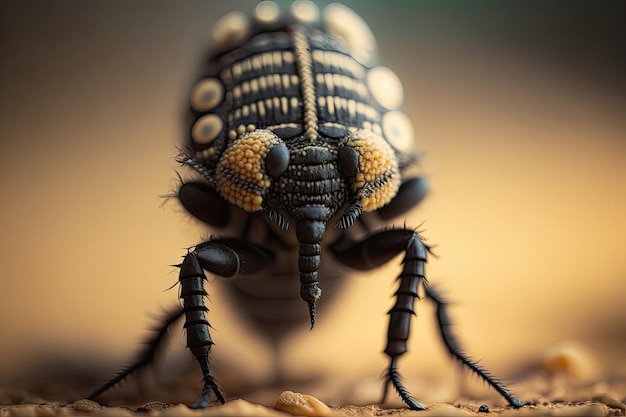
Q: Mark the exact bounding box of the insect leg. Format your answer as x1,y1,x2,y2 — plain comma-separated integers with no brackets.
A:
377,177,428,220
330,227,427,410
181,237,274,408
331,227,523,409
424,285,524,408
88,306,184,401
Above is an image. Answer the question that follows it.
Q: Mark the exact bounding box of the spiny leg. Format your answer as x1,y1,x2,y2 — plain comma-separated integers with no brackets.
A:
88,306,184,401
178,252,223,408
331,227,522,410
424,285,523,408
180,238,274,408
381,231,428,410
331,227,428,410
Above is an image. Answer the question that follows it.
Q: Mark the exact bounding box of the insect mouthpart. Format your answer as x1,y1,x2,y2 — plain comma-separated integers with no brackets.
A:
293,205,332,329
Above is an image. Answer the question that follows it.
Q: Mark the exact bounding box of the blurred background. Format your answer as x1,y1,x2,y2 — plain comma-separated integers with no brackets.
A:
1,0,624,407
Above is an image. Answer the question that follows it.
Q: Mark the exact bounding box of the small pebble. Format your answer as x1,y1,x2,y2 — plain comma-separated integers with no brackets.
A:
72,399,101,412
275,390,331,416
137,401,169,411
478,404,489,413
536,340,598,380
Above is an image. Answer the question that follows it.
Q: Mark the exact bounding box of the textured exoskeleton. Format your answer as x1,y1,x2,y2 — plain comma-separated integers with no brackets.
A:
90,1,522,410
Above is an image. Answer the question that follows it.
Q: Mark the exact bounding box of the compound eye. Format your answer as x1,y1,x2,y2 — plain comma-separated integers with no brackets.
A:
343,129,400,212
215,130,283,212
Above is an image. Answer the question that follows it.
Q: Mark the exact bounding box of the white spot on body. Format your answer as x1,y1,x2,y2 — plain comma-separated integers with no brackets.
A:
258,100,266,117
250,78,259,94
232,63,243,80
367,66,404,110
210,12,249,51
324,3,376,64
241,81,250,95
281,96,288,114
382,110,415,152
356,102,365,116
255,1,280,25
273,51,283,68
190,78,224,112
326,95,335,115
348,99,356,119
191,114,223,145
282,74,291,90
261,52,273,70
273,74,282,91
291,1,320,24
251,55,262,71
325,73,334,92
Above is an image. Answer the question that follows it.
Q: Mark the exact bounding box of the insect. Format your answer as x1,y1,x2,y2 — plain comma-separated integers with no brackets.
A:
89,1,523,410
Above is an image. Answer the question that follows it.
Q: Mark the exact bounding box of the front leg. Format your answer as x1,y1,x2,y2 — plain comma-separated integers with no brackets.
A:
331,228,428,409
330,227,522,410
179,238,273,408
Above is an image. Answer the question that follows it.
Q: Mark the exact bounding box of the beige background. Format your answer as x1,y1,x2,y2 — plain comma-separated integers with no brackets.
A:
1,0,624,400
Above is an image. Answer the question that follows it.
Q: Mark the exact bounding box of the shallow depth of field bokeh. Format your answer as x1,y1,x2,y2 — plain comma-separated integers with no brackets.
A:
1,0,624,405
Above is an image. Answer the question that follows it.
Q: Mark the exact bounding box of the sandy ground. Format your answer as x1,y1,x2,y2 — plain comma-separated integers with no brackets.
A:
1,386,625,417
2,341,625,417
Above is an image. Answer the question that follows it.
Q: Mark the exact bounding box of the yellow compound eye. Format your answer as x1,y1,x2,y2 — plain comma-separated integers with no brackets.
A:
215,130,283,212
343,129,400,212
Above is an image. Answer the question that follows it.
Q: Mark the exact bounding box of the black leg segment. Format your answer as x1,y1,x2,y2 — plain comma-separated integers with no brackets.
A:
180,238,273,408
332,228,428,409
425,285,523,408
331,227,522,410
88,237,273,408
377,177,428,220
88,306,185,401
